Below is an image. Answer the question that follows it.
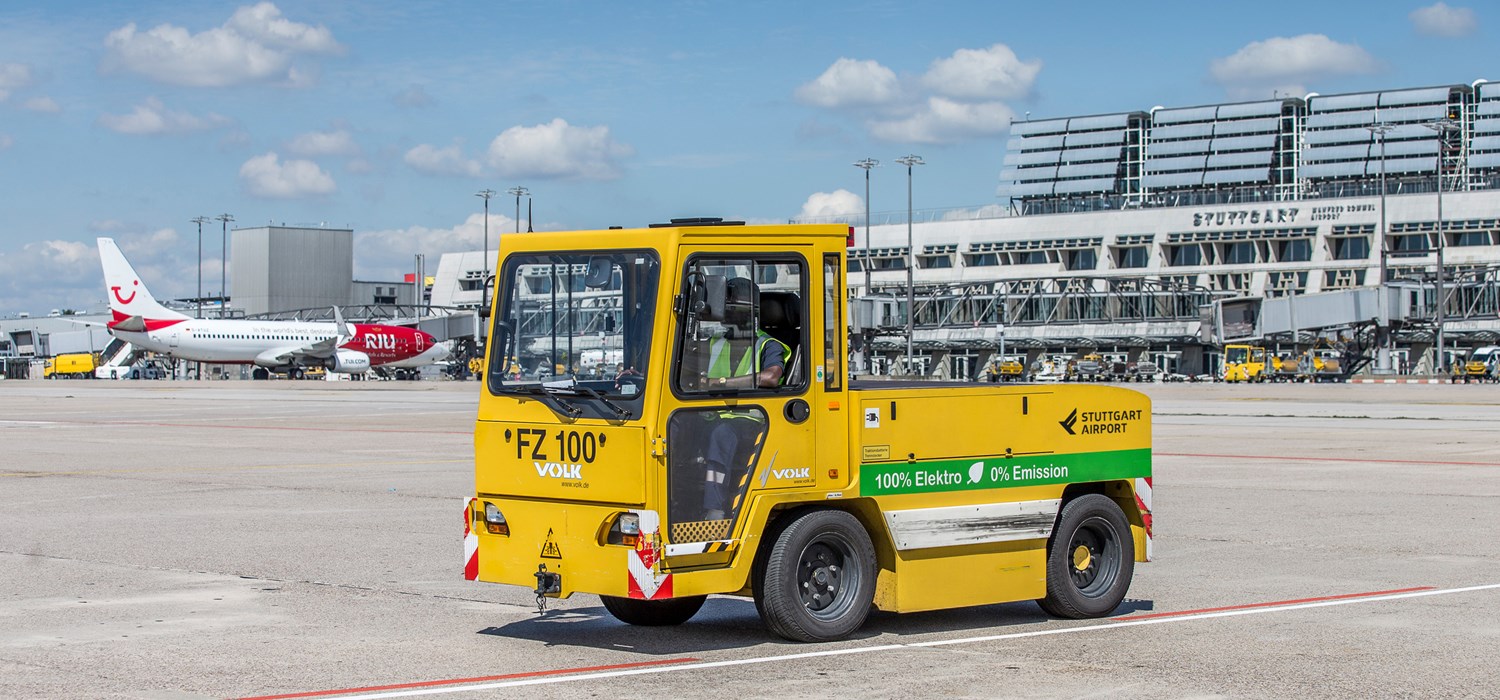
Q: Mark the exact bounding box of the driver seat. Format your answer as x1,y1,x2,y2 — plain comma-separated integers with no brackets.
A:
759,292,802,385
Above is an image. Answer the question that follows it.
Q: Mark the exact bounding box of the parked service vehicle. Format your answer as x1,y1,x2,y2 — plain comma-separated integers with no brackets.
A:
465,219,1153,642
1127,360,1161,382
1221,344,1266,382
1296,347,1345,383
43,352,100,379
1071,353,1105,382
1453,346,1500,383
997,355,1027,381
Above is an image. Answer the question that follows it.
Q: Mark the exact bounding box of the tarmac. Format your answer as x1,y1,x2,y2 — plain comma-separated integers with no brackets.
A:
1,379,1498,699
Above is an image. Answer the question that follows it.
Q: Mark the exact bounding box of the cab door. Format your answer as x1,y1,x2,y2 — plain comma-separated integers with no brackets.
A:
659,249,817,563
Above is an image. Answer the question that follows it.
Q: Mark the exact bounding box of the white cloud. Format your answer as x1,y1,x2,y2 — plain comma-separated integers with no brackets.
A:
285,128,359,157
1210,34,1378,98
102,2,341,87
354,212,519,280
22,96,60,113
0,62,32,101
98,97,230,135
486,118,633,180
0,228,223,315
1410,3,1477,37
799,189,862,219
404,143,483,177
0,239,101,314
922,44,1041,101
795,58,901,108
239,152,336,198
869,97,1014,144
797,45,1037,145
226,2,339,52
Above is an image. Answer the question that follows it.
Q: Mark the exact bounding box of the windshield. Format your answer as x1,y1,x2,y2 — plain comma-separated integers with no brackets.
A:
1225,347,1248,364
488,251,660,407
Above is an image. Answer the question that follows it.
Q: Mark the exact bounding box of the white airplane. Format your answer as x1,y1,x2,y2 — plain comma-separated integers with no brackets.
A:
98,237,450,378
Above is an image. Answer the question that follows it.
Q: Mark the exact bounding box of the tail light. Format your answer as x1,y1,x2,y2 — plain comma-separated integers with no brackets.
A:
483,502,509,536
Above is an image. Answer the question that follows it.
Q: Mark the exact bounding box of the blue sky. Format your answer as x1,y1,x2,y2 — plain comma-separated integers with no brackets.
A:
0,0,1493,315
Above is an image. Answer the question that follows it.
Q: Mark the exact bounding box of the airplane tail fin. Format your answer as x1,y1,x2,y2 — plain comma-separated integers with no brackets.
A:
98,237,190,322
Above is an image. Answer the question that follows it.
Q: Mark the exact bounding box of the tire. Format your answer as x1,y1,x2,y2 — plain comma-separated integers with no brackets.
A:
756,509,876,642
1037,494,1134,619
599,595,705,627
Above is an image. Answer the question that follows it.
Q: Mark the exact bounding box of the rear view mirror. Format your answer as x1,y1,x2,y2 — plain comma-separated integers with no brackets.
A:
584,256,613,289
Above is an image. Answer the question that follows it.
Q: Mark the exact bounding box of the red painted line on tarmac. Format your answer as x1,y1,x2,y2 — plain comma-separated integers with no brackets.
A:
49,419,469,436
1114,586,1436,621
232,657,701,700
1159,451,1500,468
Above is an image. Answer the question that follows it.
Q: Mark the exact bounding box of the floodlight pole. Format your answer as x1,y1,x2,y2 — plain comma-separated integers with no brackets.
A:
1365,121,1392,373
217,213,234,316
853,158,878,295
509,186,529,234
895,154,924,375
475,189,496,318
191,216,210,381
1424,118,1459,376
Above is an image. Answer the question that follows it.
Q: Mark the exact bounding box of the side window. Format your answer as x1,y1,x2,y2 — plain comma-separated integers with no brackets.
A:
675,256,807,394
823,253,842,390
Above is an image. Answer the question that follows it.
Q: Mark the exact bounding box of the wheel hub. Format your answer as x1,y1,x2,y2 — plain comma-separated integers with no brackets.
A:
799,545,843,611
1072,544,1093,572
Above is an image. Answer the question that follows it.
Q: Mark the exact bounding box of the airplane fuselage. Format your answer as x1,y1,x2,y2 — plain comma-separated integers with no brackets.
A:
111,318,445,369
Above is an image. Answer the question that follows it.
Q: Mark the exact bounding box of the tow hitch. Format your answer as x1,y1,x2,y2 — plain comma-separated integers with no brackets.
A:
533,563,561,613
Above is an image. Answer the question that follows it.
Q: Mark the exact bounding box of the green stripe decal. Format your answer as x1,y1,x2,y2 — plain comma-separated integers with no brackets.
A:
860,448,1151,496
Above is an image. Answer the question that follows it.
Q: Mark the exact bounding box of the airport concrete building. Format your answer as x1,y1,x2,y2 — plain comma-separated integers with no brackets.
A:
425,79,1500,379
228,225,416,318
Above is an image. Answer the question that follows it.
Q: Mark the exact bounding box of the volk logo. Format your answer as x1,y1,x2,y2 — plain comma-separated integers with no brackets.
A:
1059,408,1079,435
535,461,582,479
772,467,811,480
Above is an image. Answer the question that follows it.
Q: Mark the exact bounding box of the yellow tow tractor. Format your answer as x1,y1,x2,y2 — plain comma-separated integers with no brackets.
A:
997,355,1027,382
1221,344,1267,382
465,218,1153,642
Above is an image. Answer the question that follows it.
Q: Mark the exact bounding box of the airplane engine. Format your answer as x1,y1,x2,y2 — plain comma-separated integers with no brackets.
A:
331,349,371,373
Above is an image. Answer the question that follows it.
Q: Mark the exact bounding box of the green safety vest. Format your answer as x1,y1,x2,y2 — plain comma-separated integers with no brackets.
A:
707,331,789,384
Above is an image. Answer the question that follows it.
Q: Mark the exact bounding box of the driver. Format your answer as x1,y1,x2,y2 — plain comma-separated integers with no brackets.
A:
693,277,789,521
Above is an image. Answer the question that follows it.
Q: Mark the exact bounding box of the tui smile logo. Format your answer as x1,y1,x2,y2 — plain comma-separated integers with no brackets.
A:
1059,408,1079,435
111,281,139,305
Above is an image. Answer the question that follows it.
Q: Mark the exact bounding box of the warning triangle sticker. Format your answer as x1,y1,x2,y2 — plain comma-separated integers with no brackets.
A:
540,528,562,559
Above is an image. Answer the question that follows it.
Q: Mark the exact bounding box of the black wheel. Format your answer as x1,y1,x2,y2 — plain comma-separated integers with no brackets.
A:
1037,494,1134,619
599,595,705,626
756,509,876,642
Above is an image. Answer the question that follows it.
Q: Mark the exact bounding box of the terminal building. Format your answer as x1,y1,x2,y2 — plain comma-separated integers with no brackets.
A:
830,79,1500,377
421,79,1500,378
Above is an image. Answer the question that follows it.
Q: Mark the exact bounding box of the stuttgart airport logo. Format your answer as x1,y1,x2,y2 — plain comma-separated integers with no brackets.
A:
1059,408,1079,435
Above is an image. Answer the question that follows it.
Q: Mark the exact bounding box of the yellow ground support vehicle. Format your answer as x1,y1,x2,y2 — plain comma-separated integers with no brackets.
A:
43,352,100,379
997,355,1026,381
465,219,1153,642
1453,346,1500,383
1221,344,1266,382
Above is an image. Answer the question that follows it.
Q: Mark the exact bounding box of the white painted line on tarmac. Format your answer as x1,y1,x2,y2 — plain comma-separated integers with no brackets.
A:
325,582,1500,699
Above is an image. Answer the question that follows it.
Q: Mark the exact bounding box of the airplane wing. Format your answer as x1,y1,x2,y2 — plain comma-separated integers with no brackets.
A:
63,319,110,328
256,337,342,367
